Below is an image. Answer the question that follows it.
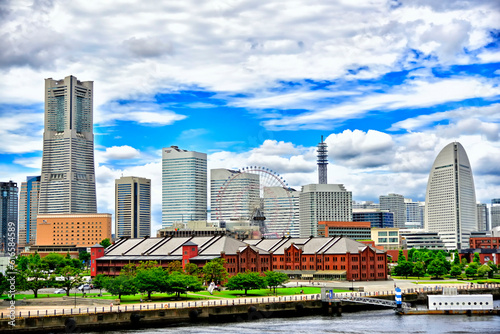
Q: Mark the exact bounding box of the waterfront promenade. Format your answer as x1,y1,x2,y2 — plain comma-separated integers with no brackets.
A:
0,278,490,319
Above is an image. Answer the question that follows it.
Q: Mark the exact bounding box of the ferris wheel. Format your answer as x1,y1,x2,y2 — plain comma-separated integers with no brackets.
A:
214,166,294,237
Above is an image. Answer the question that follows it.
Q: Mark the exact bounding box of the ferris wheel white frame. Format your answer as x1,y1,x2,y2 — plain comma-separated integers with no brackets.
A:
214,166,294,237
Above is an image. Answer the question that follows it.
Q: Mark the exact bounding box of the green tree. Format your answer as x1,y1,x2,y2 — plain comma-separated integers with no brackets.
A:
407,248,416,262
55,266,84,296
397,249,406,264
460,258,468,268
477,264,492,278
473,252,481,264
450,265,462,278
487,261,498,278
135,267,168,300
412,261,426,279
100,238,112,248
17,256,30,271
0,273,9,297
105,274,138,300
165,272,203,298
79,251,91,269
121,263,138,277
465,262,478,279
165,261,183,274
22,261,50,298
202,258,228,284
452,250,460,266
184,263,201,277
137,261,159,271
265,271,289,294
225,272,267,295
394,261,413,278
427,259,448,278
92,274,109,295
41,253,65,271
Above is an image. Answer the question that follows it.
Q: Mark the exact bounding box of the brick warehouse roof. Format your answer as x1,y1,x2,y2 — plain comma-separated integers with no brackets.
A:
97,235,384,262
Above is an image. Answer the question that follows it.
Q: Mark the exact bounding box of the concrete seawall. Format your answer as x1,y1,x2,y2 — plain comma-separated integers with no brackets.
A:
0,300,324,333
2,287,499,333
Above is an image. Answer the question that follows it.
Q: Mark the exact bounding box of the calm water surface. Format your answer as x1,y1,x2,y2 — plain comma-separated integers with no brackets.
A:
91,302,500,334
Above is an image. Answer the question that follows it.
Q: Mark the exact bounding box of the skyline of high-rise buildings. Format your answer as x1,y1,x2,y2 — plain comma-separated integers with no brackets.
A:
3,77,499,250
115,176,151,238
38,76,97,214
424,142,478,249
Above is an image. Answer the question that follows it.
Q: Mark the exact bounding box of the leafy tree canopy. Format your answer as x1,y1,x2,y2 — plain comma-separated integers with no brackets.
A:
226,272,267,295
105,274,138,300
100,238,112,248
135,267,168,300
202,258,228,284
165,272,203,298
265,271,289,294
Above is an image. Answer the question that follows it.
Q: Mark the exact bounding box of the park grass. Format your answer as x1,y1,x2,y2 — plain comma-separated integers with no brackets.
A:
1,286,332,303
192,286,325,299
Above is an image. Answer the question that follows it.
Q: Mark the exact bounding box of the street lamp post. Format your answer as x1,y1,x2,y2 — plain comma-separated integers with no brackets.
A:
74,274,78,308
352,279,355,291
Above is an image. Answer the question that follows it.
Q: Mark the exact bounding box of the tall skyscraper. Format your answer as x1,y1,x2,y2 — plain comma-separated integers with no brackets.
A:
380,193,406,229
491,199,500,229
162,146,207,227
317,136,328,184
210,168,259,221
18,176,41,247
476,203,489,231
38,76,96,214
115,176,151,238
299,184,352,237
0,181,18,253
405,198,425,229
424,142,477,249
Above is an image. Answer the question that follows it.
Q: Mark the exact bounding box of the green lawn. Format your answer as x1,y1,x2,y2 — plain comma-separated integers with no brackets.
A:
1,286,332,303
193,286,325,299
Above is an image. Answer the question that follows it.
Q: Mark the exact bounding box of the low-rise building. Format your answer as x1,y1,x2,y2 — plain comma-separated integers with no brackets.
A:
36,213,112,247
91,235,387,282
371,228,400,250
469,237,500,249
317,221,371,240
400,229,446,249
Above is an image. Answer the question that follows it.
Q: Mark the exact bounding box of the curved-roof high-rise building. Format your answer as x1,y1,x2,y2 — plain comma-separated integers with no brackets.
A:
424,142,477,249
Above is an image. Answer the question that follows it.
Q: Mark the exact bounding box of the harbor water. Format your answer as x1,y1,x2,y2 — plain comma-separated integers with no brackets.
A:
92,301,500,334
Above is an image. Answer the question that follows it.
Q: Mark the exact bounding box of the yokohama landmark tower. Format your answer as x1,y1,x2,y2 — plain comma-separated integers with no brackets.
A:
38,76,97,214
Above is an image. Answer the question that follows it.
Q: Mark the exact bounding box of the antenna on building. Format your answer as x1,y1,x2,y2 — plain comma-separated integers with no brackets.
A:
317,135,328,184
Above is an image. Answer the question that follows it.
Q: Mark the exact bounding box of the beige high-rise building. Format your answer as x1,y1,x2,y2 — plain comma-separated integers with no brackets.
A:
38,75,96,214
115,176,151,238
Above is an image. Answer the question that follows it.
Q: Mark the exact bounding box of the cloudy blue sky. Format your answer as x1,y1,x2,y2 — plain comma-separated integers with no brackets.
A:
1,0,499,233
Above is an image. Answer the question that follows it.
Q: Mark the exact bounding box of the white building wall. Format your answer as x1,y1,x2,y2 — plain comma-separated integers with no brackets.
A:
428,295,493,310
424,142,477,249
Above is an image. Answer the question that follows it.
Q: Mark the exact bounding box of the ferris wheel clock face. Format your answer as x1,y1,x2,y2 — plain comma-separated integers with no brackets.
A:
214,166,294,238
